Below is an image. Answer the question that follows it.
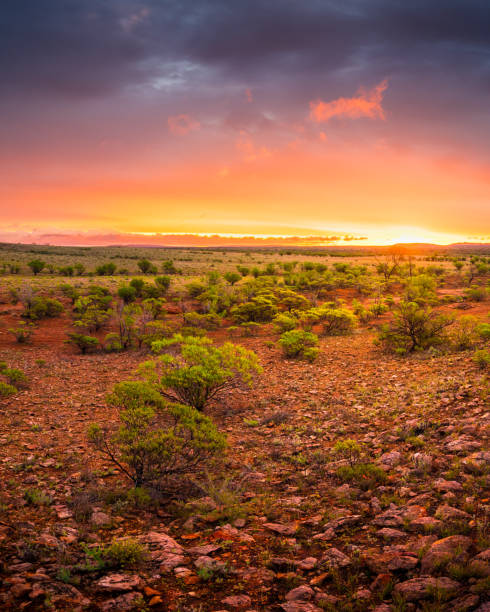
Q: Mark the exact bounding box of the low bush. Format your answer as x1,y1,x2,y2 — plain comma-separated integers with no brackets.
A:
88,381,226,489
332,439,362,466
478,323,490,341
231,296,278,323
0,382,17,398
321,308,357,336
2,368,28,388
66,333,99,354
336,463,387,490
278,329,319,361
25,297,63,320
272,313,297,333
8,321,35,343
104,538,147,568
451,315,479,351
464,285,488,302
474,349,490,370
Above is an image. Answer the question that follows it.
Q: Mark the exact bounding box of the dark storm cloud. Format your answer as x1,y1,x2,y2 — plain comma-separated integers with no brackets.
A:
2,0,489,99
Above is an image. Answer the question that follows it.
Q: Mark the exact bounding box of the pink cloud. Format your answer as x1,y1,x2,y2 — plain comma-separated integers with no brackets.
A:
245,88,253,103
167,114,200,135
310,79,388,123
235,131,272,162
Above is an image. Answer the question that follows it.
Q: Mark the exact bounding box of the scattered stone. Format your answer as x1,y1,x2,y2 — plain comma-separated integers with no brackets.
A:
91,510,111,526
394,576,460,601
421,535,472,573
434,478,463,492
221,594,252,608
264,522,297,536
96,574,143,592
376,528,407,539
321,548,351,569
285,585,315,601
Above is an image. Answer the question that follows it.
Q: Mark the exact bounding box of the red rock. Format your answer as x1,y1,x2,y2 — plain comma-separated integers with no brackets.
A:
221,594,252,608
394,576,460,601
96,574,143,592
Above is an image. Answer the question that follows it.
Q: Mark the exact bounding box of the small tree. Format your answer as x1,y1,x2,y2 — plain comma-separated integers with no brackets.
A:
88,381,226,489
28,259,45,275
118,285,137,304
129,278,145,296
162,260,178,274
114,302,139,349
155,276,171,293
66,333,99,354
137,259,152,274
378,301,453,354
143,335,262,411
224,272,241,286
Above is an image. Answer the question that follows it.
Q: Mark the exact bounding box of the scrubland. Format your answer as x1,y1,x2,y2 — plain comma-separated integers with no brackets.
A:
0,243,488,611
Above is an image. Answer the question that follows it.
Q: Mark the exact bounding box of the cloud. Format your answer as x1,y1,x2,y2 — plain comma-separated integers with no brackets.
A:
0,230,351,247
120,7,150,32
245,88,253,103
309,80,388,123
167,114,200,135
235,131,272,162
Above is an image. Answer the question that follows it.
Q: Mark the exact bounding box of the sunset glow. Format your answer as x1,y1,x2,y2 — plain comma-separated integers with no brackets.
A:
1,1,489,246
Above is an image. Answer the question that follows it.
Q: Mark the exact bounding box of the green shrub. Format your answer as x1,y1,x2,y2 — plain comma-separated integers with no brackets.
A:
224,272,241,285
137,259,152,274
162,260,179,274
129,278,145,296
451,315,479,350
474,349,490,370
302,346,319,362
2,368,28,388
336,463,387,490
186,281,207,298
231,296,278,323
88,381,226,489
104,332,123,352
95,263,116,276
272,312,297,333
478,323,490,341
118,285,137,303
8,321,35,343
28,259,45,275
321,308,357,335
378,301,453,354
25,297,63,320
183,312,221,330
464,285,487,302
66,333,99,354
278,329,319,360
24,488,52,506
332,439,362,466
104,538,147,568
0,382,17,398
145,335,262,411
155,276,171,293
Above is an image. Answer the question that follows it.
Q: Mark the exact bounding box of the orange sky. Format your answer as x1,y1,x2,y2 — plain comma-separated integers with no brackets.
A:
1,2,489,247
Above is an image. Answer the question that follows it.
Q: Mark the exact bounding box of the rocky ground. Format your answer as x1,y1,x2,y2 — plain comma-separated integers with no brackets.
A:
0,302,488,611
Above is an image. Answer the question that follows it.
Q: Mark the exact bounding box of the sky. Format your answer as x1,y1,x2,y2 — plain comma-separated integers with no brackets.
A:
1,0,489,246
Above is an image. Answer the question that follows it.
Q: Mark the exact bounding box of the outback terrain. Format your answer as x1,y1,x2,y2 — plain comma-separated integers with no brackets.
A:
0,243,488,612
